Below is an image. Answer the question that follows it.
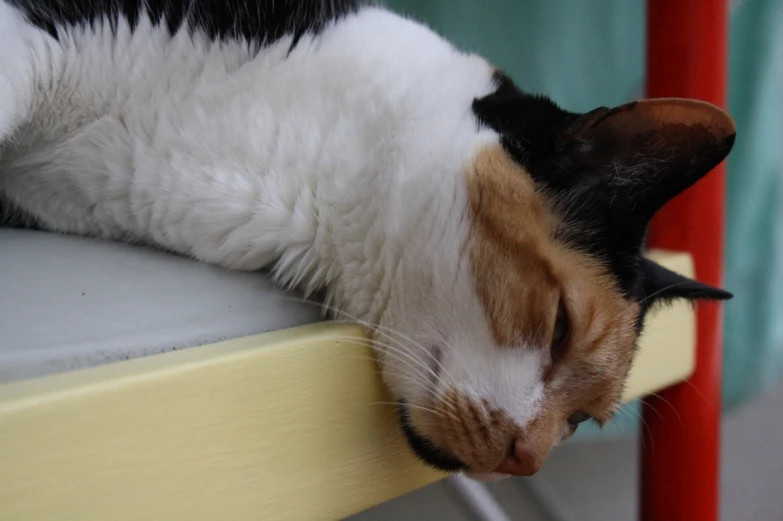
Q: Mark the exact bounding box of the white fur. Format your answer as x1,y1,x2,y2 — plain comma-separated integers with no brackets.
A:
0,3,554,465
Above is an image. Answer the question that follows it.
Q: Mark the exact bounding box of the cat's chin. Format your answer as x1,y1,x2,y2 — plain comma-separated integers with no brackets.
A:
462,471,512,483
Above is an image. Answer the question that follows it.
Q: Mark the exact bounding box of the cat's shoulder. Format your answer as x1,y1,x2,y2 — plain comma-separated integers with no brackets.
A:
4,0,370,45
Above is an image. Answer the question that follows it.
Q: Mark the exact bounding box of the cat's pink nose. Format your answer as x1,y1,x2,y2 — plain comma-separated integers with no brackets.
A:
491,441,543,476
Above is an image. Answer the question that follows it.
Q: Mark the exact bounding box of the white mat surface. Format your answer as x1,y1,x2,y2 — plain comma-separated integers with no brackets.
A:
0,229,322,383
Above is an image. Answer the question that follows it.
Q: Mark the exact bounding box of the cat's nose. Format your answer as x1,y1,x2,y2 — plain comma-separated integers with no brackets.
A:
490,441,543,476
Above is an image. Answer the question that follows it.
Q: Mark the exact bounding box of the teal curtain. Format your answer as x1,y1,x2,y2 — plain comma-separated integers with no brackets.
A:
383,0,783,437
385,0,645,112
722,0,783,409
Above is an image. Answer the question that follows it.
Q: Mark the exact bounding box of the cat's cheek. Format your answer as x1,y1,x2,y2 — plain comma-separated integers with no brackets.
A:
378,360,401,395
377,353,416,401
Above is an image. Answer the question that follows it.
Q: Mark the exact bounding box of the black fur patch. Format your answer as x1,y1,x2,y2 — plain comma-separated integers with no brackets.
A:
472,73,644,297
472,71,733,312
397,402,467,472
6,0,367,49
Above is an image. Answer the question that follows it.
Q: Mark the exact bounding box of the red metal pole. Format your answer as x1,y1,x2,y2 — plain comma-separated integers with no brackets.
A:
641,2,729,521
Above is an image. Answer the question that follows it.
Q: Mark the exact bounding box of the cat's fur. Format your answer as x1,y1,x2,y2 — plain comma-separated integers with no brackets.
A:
0,0,735,479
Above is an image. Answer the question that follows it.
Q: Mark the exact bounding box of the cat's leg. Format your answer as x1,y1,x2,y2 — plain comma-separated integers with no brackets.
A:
0,2,63,229
0,2,51,143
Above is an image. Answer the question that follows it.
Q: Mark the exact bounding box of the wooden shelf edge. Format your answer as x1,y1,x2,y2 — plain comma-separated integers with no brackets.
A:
0,251,696,521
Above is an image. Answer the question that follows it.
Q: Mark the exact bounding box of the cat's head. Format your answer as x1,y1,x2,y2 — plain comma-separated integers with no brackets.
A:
378,73,735,479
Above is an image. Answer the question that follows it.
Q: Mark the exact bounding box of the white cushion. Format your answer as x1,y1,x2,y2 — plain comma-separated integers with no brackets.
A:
0,229,321,383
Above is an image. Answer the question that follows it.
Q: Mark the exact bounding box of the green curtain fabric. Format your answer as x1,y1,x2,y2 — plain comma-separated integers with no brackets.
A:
385,0,645,112
722,0,783,410
382,0,783,438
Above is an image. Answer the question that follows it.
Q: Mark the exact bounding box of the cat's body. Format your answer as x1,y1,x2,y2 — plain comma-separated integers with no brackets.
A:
0,0,485,322
0,0,735,479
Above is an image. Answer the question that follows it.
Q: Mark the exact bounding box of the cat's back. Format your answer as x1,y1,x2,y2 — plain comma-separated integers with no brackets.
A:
0,0,376,115
0,0,463,265
0,0,373,125
4,0,367,45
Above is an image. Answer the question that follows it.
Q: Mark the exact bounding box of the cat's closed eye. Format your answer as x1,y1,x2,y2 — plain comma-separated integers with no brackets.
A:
550,298,570,360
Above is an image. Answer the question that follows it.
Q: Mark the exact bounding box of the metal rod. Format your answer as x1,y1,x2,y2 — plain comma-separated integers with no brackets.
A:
641,1,730,520
442,475,513,521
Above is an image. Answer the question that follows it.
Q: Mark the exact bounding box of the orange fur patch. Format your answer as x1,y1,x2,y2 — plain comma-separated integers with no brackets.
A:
466,147,559,347
409,389,518,472
462,145,640,464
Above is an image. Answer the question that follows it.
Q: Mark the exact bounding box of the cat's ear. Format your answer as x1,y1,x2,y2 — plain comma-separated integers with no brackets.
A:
640,257,732,308
555,98,736,223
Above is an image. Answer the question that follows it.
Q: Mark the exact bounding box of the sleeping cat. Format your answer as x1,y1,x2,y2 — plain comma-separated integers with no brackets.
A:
0,0,735,479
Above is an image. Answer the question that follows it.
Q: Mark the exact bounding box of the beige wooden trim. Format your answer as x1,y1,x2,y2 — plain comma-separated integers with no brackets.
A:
0,250,694,521
625,250,696,401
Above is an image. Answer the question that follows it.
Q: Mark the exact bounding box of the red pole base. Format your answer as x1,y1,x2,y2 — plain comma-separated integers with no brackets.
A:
641,1,729,521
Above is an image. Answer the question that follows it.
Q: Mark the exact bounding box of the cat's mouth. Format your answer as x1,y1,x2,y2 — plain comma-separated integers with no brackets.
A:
396,398,551,478
397,402,468,472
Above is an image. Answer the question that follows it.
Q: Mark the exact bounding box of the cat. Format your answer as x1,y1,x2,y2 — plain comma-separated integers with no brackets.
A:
0,0,735,480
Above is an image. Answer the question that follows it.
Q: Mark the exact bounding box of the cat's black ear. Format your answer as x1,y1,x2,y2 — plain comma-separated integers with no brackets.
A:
554,98,736,223
640,257,732,308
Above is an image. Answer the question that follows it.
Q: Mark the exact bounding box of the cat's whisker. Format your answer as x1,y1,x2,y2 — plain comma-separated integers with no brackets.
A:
278,294,461,388
639,399,666,424
279,295,406,347
369,401,448,420
317,335,440,390
639,281,692,305
294,342,463,423
406,422,456,429
320,335,463,419
277,295,464,402
385,344,465,415
413,339,466,416
646,391,685,429
679,379,716,410
425,336,463,397
335,310,466,385
614,406,652,451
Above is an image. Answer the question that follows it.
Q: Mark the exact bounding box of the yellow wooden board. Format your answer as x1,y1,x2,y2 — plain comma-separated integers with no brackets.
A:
0,250,695,521
625,250,696,401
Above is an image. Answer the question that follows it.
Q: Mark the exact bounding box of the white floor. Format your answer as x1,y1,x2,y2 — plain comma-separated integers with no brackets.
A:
347,381,783,521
